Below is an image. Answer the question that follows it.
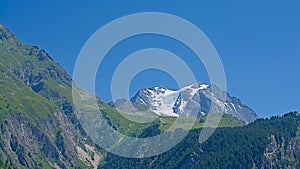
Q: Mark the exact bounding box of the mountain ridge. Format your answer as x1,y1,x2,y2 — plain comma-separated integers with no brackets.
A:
130,82,258,123
0,22,103,168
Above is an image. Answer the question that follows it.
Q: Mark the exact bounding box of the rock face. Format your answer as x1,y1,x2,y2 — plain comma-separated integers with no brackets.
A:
131,83,258,123
0,23,102,168
261,135,300,168
0,24,14,40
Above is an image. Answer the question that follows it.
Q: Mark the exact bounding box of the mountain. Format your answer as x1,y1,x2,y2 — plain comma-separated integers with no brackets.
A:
131,82,258,123
0,23,299,169
0,23,103,168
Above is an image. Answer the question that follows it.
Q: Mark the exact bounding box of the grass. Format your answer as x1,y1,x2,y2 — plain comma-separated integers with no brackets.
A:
34,151,55,169
100,106,156,136
159,113,245,131
199,113,245,127
0,71,56,122
101,106,246,135
75,159,91,169
0,38,72,104
46,79,72,101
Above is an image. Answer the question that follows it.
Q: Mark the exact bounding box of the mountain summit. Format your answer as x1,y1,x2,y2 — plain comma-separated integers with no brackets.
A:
131,82,258,123
0,23,14,40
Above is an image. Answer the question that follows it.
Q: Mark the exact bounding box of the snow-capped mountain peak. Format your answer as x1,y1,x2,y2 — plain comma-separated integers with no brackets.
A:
130,82,209,117
130,82,258,123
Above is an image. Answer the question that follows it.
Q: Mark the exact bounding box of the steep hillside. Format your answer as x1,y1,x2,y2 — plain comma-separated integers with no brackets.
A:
0,23,103,168
101,112,300,169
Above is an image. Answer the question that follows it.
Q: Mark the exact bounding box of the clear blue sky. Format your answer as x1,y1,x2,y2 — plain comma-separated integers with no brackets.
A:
0,1,299,117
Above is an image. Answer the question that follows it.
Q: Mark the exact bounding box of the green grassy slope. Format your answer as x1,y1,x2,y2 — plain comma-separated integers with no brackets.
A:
0,71,56,120
0,23,96,168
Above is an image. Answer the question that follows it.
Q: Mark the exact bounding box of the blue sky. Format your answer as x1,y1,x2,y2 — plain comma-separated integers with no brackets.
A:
0,0,299,117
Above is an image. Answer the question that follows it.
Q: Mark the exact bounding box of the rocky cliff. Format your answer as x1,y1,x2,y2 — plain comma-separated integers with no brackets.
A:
0,23,102,169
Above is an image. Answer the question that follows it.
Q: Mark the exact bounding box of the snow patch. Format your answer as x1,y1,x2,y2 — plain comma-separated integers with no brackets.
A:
139,82,209,117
